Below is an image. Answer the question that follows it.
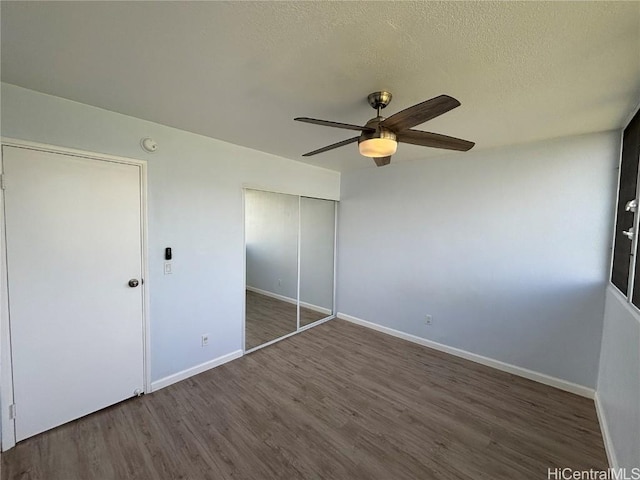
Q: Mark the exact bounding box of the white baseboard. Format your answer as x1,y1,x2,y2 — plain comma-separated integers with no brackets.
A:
247,286,332,315
151,350,243,392
594,393,618,469
337,312,595,399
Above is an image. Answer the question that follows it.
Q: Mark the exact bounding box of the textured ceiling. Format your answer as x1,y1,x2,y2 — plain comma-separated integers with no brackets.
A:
1,1,639,172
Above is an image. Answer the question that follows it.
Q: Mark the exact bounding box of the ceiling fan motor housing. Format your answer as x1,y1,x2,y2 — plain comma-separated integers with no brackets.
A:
358,118,396,144
358,117,397,157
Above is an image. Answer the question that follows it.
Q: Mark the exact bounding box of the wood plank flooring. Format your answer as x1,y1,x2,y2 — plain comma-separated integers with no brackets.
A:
245,290,327,350
2,319,607,480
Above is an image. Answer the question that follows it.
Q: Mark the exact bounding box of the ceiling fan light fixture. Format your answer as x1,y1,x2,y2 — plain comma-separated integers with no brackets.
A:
358,128,397,158
295,91,474,166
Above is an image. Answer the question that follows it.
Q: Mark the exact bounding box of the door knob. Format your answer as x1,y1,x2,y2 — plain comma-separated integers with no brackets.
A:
128,279,140,288
623,228,635,241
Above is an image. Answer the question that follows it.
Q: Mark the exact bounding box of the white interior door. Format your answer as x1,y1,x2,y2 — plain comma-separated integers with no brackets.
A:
3,145,145,442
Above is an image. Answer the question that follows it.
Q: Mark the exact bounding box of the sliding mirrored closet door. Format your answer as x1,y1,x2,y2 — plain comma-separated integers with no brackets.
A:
244,189,336,351
245,190,299,350
300,197,335,326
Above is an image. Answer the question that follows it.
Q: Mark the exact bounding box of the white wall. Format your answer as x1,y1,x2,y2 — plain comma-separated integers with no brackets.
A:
0,83,340,384
245,189,299,300
337,132,618,388
597,287,640,468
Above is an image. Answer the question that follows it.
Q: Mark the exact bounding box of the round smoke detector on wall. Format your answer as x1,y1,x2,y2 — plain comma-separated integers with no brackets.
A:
140,137,158,153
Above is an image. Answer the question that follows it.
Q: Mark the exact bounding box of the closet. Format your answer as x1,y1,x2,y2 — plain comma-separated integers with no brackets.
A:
244,189,336,350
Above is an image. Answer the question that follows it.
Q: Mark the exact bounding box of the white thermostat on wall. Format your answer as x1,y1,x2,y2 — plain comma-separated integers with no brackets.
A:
140,137,158,153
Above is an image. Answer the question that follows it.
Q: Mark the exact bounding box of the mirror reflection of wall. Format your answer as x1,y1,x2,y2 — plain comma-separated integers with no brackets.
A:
245,190,299,350
300,197,335,326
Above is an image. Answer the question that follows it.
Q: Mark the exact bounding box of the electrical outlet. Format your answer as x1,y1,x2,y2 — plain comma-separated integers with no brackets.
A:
425,315,433,326
201,334,209,347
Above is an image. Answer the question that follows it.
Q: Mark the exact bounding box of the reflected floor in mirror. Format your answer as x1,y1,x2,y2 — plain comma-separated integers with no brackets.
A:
300,306,329,327
245,290,328,350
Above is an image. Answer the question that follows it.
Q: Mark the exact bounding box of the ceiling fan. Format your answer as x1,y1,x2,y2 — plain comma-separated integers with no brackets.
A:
295,91,475,167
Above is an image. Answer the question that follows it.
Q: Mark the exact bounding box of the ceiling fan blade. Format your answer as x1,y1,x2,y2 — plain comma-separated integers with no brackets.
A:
295,117,374,132
302,136,359,156
397,129,475,151
373,157,391,167
381,95,461,132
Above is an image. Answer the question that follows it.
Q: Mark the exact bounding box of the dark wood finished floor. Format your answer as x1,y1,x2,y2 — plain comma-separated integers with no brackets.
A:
245,290,327,349
3,319,607,480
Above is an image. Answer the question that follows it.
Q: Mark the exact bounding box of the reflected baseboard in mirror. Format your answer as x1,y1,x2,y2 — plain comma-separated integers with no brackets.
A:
245,289,329,350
